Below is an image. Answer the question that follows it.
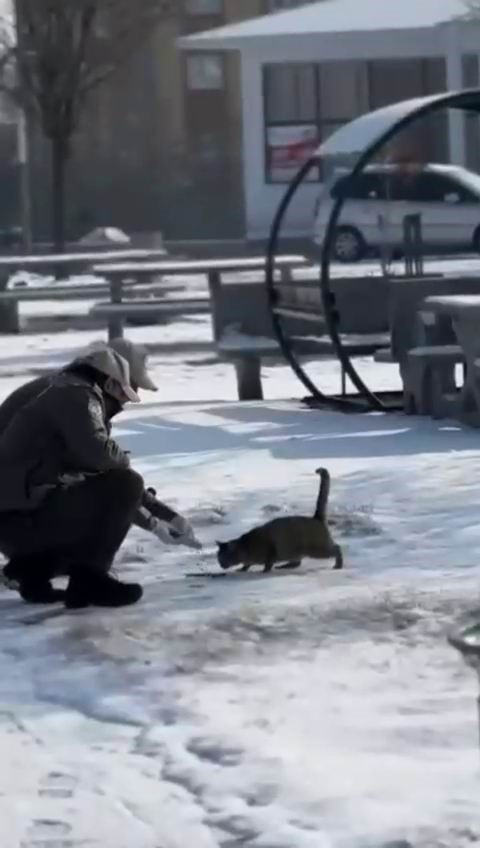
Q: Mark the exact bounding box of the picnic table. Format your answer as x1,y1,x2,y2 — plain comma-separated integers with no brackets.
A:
419,294,480,424
0,248,168,333
366,274,480,416
0,248,167,274
91,255,310,339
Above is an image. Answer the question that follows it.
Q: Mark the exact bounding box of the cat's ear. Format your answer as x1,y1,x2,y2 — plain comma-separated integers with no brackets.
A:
216,540,224,548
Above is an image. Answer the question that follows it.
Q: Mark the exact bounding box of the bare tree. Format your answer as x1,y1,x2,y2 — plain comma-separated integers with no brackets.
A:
0,0,173,251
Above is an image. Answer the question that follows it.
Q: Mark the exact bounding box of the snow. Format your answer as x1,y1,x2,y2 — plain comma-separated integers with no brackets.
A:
218,325,279,352
78,226,131,246
0,256,479,847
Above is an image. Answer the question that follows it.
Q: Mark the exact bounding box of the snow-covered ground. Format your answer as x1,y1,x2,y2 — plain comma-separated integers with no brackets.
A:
0,270,480,847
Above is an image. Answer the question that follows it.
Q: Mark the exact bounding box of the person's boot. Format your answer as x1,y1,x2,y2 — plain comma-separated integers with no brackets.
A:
65,570,143,610
19,577,65,604
3,558,64,604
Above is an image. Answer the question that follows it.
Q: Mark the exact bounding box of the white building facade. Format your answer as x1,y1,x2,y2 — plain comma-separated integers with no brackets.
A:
181,0,480,240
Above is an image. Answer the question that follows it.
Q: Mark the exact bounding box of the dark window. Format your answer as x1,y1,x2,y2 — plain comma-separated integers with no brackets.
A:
435,176,478,203
264,63,317,123
331,172,385,200
407,173,449,202
400,173,477,203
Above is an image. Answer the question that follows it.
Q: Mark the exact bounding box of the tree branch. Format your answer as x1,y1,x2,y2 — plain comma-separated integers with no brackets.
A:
0,0,174,137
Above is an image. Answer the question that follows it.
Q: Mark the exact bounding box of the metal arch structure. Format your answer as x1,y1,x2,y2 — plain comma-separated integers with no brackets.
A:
265,87,480,411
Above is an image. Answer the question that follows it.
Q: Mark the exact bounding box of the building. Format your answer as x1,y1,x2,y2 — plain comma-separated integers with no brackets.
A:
24,0,312,245
182,0,480,241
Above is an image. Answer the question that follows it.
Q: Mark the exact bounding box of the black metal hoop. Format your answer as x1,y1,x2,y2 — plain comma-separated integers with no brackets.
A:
265,87,480,410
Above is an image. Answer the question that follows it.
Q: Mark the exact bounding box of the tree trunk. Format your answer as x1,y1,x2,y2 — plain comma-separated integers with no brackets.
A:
51,134,68,256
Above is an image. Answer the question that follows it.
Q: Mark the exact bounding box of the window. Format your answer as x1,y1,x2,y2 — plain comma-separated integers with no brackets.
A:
186,54,224,90
332,173,385,201
368,60,425,110
263,60,365,182
264,63,316,123
318,62,365,122
265,124,319,183
368,58,446,110
406,173,476,203
413,174,453,202
185,0,222,14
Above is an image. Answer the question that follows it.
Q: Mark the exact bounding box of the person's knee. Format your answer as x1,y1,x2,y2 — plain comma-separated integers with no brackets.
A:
103,468,144,504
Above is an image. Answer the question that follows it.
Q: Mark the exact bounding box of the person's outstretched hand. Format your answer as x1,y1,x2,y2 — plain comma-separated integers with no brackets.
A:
169,515,203,549
150,515,202,550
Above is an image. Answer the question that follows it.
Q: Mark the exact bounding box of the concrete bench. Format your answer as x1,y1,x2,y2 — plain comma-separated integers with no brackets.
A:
0,280,180,333
404,344,464,417
0,247,168,333
0,280,177,303
89,297,210,338
217,333,280,400
208,269,392,400
216,324,391,401
419,294,480,427
373,348,395,363
0,283,111,302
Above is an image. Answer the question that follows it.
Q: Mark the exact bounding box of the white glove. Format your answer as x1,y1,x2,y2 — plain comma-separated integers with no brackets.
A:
150,517,180,546
169,515,203,550
150,516,202,550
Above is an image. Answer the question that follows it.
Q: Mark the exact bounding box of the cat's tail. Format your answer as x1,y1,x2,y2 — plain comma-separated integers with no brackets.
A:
314,467,330,519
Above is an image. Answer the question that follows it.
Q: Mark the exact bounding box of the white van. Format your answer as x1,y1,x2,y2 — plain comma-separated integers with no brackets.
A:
312,163,480,263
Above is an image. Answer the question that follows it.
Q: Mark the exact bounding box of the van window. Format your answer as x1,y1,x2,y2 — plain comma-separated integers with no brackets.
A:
399,172,478,203
331,172,385,200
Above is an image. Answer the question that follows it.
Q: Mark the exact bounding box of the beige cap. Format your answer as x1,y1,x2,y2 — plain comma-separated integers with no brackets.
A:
83,338,157,392
108,338,158,392
75,346,140,403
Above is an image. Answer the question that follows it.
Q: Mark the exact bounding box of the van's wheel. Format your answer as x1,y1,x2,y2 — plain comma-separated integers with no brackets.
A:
332,226,366,263
472,226,480,254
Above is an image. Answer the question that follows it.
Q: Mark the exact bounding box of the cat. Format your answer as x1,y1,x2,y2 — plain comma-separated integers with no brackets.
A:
216,467,343,574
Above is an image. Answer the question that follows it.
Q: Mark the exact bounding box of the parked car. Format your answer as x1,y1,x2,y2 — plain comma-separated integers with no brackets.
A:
313,163,480,263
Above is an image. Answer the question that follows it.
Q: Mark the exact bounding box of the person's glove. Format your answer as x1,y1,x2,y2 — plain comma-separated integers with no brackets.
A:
149,517,182,546
168,515,203,550
149,515,202,550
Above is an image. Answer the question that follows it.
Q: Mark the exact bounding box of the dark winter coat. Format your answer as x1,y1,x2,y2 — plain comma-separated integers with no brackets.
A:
0,371,130,512
0,372,177,525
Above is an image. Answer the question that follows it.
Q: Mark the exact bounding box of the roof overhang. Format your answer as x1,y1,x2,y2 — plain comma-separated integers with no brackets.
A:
178,0,476,53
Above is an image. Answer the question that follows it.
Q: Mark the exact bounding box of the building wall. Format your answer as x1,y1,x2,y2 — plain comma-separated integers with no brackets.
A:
26,3,477,245
241,36,480,240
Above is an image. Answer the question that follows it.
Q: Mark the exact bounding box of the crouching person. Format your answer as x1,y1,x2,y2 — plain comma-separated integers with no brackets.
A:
0,347,151,609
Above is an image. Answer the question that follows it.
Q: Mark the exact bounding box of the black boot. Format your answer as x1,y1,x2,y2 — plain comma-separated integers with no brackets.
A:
3,558,64,604
65,570,143,610
19,578,65,604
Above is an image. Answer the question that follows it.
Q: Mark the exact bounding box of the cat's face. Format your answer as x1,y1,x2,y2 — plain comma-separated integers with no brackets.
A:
216,540,243,570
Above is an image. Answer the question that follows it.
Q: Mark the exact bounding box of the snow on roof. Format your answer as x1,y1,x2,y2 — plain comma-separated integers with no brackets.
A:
180,0,470,49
